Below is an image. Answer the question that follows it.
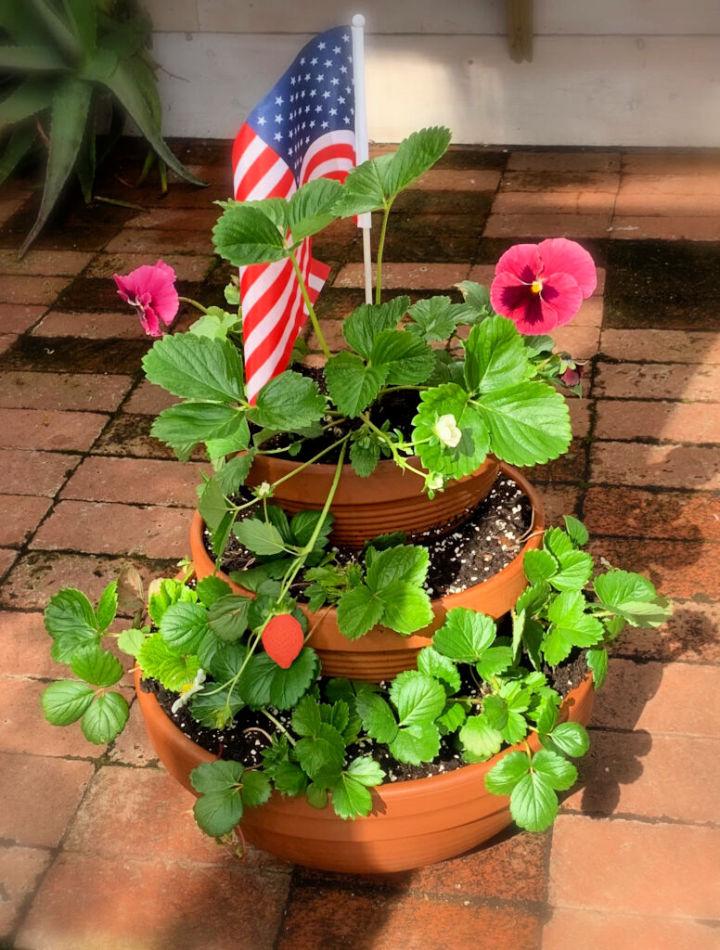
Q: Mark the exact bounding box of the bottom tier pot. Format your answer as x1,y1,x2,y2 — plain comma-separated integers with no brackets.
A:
134,668,593,874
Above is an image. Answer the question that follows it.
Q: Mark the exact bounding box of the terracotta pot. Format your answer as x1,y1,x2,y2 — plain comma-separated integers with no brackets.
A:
190,464,545,681
247,453,500,548
134,667,594,873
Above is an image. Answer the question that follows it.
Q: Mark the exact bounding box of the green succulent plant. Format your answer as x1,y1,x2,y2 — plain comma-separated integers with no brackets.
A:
0,0,205,253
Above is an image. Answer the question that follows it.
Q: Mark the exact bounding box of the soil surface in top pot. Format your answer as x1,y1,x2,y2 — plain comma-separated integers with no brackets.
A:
246,383,500,548
190,466,545,680
135,661,594,874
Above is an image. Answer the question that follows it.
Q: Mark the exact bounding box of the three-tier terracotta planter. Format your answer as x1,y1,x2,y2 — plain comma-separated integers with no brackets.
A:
191,463,544,679
135,667,593,873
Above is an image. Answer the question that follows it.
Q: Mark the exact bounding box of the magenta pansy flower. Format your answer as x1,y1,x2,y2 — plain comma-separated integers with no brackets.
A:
489,238,597,334
113,260,179,337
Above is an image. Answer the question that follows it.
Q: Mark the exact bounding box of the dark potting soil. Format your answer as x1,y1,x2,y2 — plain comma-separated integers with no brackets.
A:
212,474,533,599
260,368,421,464
141,650,588,786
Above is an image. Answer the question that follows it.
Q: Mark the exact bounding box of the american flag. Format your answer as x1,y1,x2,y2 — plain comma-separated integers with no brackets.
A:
231,26,357,401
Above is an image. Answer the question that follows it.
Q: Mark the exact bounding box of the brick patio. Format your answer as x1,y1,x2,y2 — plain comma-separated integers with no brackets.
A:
1,143,719,949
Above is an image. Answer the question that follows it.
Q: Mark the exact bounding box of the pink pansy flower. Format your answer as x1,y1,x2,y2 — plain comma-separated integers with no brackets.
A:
490,238,597,334
113,260,179,337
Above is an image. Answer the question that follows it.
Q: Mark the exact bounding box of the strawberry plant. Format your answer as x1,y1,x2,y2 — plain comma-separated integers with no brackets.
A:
39,518,670,837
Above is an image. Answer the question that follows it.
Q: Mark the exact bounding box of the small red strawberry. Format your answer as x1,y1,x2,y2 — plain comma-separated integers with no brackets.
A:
262,614,304,669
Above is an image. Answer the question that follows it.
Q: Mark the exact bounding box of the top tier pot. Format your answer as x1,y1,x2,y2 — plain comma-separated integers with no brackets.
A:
247,453,500,548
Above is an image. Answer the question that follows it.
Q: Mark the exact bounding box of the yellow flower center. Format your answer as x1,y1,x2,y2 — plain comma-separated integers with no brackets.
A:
530,280,543,294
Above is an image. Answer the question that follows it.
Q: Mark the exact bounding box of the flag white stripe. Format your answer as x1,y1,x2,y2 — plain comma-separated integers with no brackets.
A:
241,258,289,316
306,156,354,181
245,245,311,399
244,242,310,359
232,135,267,196
244,156,295,202
299,130,355,183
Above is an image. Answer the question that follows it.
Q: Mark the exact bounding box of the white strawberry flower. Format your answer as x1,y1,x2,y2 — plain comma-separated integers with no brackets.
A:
433,413,462,449
171,668,207,714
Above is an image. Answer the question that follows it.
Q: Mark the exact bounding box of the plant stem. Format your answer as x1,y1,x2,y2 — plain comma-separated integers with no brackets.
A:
178,295,208,314
269,433,351,489
359,413,426,480
289,250,331,359
374,203,392,304
260,709,297,746
277,443,347,602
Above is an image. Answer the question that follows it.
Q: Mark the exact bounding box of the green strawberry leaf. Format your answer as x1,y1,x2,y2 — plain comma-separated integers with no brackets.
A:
378,581,433,635
295,722,346,785
463,315,531,393
390,721,440,765
117,628,146,658
324,351,386,417
95,581,118,632
433,608,496,662
563,515,589,547
287,177,343,241
477,381,571,467
509,770,558,832
81,692,129,745
142,334,245,404
190,686,243,729
407,295,458,342
70,645,124,687
390,670,446,727
416,646,461,692
369,329,435,386
240,647,318,710
460,714,503,763
337,585,384,640
44,588,100,663
152,402,248,461
531,748,578,790
250,370,325,431
159,602,209,654
594,570,670,627
484,750,531,794
190,760,245,836
212,202,286,265
355,691,398,744
137,634,201,692
234,518,286,556
207,595,252,642
42,680,94,725
544,722,590,759
524,549,558,585
586,646,608,688
343,296,409,357
195,576,233,608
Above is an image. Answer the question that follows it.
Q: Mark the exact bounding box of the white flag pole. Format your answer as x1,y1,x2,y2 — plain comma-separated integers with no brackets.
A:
351,13,373,305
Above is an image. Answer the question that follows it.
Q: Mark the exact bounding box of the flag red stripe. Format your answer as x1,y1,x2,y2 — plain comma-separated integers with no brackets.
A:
235,146,283,200
302,142,355,182
231,123,357,401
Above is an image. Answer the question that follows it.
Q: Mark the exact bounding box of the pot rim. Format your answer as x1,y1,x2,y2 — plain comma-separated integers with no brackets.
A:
250,451,496,482
190,461,545,620
134,666,593,800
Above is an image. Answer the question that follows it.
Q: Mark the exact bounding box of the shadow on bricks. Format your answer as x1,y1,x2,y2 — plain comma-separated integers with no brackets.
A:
570,664,663,819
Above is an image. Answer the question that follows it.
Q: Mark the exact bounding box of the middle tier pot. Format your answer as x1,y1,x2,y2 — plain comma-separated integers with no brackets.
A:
190,464,544,681
247,453,500,548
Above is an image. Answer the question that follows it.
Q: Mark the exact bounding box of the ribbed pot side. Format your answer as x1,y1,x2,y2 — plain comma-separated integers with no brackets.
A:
134,668,594,874
247,454,500,548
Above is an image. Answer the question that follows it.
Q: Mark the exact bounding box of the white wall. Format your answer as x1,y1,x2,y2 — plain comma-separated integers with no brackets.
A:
146,1,720,146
